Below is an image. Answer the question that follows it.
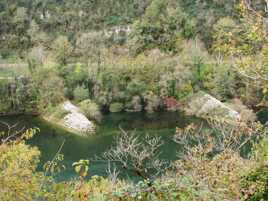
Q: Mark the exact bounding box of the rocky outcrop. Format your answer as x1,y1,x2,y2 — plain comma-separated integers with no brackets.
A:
185,91,240,122
61,101,96,135
43,101,96,136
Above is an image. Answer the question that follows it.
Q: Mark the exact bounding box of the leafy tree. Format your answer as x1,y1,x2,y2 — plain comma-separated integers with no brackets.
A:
0,128,43,201
212,17,241,56
73,85,89,102
33,67,65,110
131,0,195,54
75,31,105,66
52,36,73,65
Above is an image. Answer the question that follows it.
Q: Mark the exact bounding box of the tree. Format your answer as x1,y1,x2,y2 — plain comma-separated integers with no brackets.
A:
73,85,89,102
33,68,65,109
212,17,241,56
100,127,169,180
75,31,105,66
130,0,195,54
0,126,43,201
211,0,268,105
52,36,73,65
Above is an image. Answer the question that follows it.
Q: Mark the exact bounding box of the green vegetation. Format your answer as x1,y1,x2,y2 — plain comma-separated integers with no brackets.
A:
1,0,268,115
1,117,268,200
1,0,268,200
79,99,102,122
109,102,124,113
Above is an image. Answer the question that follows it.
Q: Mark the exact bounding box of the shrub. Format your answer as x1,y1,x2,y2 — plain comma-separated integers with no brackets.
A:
73,86,89,102
126,80,146,96
212,17,239,56
240,133,268,200
79,99,102,122
211,63,237,100
57,63,90,99
253,137,268,163
240,165,268,201
109,102,124,113
113,177,197,201
176,82,194,100
0,130,44,201
52,106,70,119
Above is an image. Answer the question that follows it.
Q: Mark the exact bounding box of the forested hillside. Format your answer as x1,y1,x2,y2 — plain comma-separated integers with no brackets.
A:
2,0,268,200
1,0,268,116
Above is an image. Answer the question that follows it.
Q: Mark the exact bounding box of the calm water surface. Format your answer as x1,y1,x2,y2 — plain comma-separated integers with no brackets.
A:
0,112,198,180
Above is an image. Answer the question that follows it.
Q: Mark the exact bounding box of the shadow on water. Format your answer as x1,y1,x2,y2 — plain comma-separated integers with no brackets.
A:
0,111,199,181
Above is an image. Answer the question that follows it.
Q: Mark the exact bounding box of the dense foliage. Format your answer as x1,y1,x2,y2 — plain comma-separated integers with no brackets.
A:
1,0,268,200
1,117,268,200
1,0,268,115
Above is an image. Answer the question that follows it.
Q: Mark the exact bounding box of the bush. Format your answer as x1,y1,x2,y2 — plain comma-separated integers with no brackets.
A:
240,136,268,201
52,106,70,119
79,99,102,122
109,102,124,113
240,165,268,201
57,63,90,99
253,137,268,163
126,80,146,96
211,63,237,100
0,130,44,201
73,86,89,102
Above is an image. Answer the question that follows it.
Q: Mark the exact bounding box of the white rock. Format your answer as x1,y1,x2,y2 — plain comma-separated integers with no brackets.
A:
61,101,95,135
63,101,80,113
185,91,241,121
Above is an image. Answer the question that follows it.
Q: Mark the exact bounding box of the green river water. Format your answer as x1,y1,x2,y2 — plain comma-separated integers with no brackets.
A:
0,112,199,180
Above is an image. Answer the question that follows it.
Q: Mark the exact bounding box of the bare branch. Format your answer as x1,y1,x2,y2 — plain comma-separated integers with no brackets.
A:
0,121,26,144
99,127,169,180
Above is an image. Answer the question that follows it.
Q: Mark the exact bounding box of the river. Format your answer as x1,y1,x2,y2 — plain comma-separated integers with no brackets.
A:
0,112,199,181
